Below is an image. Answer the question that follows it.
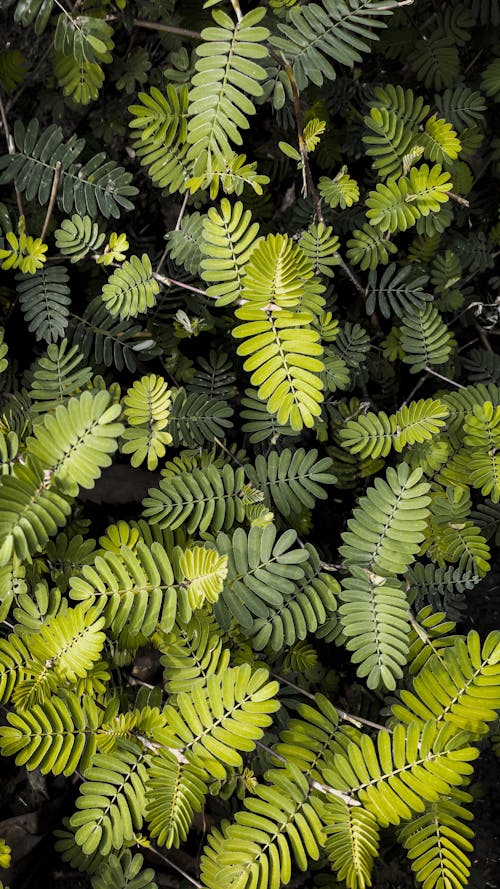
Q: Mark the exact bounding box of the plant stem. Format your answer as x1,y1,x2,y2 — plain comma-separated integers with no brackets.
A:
229,0,243,22
255,740,361,806
132,18,202,39
148,846,203,889
156,191,191,275
424,366,466,389
270,672,390,733
448,192,470,208
41,161,62,242
0,90,24,218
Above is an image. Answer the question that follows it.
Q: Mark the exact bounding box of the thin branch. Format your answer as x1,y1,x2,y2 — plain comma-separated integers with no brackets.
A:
0,90,23,218
40,161,62,242
270,672,390,733
283,62,368,306
229,0,244,22
448,192,470,208
148,846,203,889
213,436,246,467
255,740,362,806
474,320,494,353
152,270,210,298
132,18,202,39
424,367,466,389
156,191,191,275
284,61,324,222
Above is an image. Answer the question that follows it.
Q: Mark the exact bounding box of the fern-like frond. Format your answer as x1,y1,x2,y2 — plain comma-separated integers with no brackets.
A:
346,223,398,270
27,390,123,497
166,212,204,276
240,233,325,314
200,764,324,888
233,303,324,431
186,8,269,177
143,463,246,534
92,850,157,889
162,663,279,778
392,630,500,736
400,303,453,373
366,164,452,233
215,524,309,631
67,296,158,374
244,447,336,518
321,796,380,889
270,0,394,90
55,214,106,262
0,459,72,566
249,545,339,650
340,463,431,576
159,612,231,695
0,119,137,218
145,750,209,849
321,721,477,828
0,691,98,775
200,198,260,307
29,338,92,414
128,85,191,193
16,265,71,343
299,223,341,278
167,387,234,447
362,106,415,180
101,254,160,320
70,744,149,855
339,567,410,691
339,398,448,459
435,86,487,131
365,263,432,319
399,791,474,889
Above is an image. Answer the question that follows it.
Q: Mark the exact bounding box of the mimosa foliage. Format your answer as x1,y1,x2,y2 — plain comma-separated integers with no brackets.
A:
1,2,499,889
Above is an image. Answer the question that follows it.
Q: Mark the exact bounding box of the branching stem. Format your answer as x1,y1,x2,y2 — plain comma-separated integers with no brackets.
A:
41,161,62,242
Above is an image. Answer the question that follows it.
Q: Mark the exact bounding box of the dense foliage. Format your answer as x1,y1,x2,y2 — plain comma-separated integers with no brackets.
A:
0,0,500,887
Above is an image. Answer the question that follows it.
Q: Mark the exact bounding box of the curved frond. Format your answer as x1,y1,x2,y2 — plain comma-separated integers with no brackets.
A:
215,524,309,631
142,463,246,534
145,751,208,848
392,630,500,735
200,198,260,307
270,0,394,89
186,8,269,177
0,691,98,775
245,447,336,518
340,567,410,691
16,265,71,343
201,764,324,888
0,119,137,218
400,304,453,373
340,463,431,576
102,254,160,320
321,721,478,828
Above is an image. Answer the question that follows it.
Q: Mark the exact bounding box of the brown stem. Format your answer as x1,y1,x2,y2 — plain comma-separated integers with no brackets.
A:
132,18,202,39
156,191,190,275
148,846,203,889
0,90,23,218
448,191,470,208
424,366,466,389
284,62,324,223
41,161,62,242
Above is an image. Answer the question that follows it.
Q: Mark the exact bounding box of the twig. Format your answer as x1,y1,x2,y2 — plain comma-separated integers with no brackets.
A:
270,672,390,733
152,270,210,298
40,161,62,242
474,320,494,353
283,62,369,306
229,0,243,22
213,436,246,467
132,18,202,39
156,191,190,275
148,846,203,889
0,90,23,218
448,192,470,208
284,62,323,221
401,372,428,406
424,367,466,389
255,740,362,806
